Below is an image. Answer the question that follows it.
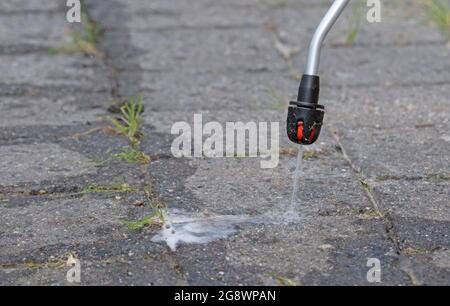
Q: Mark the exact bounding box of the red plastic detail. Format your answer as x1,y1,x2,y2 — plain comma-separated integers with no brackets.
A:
309,127,316,144
297,122,304,142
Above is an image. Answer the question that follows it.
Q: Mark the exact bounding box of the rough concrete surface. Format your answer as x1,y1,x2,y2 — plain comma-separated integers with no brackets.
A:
0,0,448,286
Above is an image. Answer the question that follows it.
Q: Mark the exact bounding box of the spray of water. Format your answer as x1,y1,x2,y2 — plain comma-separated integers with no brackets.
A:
290,146,302,209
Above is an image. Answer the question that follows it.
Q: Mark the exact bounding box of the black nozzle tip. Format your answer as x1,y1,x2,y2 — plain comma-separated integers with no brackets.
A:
287,74,324,145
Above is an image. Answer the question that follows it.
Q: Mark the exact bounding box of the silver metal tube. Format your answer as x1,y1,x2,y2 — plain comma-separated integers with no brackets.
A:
305,0,350,75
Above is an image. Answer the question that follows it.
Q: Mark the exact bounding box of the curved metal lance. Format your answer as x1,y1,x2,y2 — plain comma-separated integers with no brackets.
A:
287,0,350,145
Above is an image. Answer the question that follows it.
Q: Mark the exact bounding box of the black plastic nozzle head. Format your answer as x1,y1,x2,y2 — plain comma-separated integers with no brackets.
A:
287,102,324,145
287,75,324,145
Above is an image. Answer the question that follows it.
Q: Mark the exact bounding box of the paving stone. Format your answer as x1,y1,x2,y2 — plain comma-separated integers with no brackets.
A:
225,219,408,285
182,156,363,216
272,0,445,48
300,231,412,285
128,28,284,74
0,94,108,127
0,254,185,286
0,195,133,258
0,12,69,48
332,126,450,178
374,179,449,222
323,83,450,130
0,0,61,12
293,44,450,87
0,144,97,187
0,54,110,90
121,0,268,30
405,256,450,286
132,71,295,112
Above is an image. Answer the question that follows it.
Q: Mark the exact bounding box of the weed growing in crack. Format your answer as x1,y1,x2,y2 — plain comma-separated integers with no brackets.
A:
303,150,320,160
112,147,151,165
358,207,382,220
25,259,66,270
110,96,144,146
359,179,373,193
90,144,150,167
424,0,450,39
80,182,136,194
403,246,435,256
429,174,450,182
49,13,104,57
279,147,299,157
272,275,298,286
345,1,364,45
123,201,167,231
23,252,77,270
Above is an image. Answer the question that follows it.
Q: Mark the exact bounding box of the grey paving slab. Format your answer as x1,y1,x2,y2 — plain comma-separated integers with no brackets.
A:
132,71,295,112
301,44,450,87
128,28,284,74
0,256,184,286
0,0,448,286
122,0,266,32
0,0,61,12
272,0,445,48
0,144,97,187
0,195,137,258
405,255,450,285
332,126,450,178
323,83,450,130
372,178,449,273
0,94,108,127
374,179,449,222
0,54,110,90
224,219,407,285
0,12,69,48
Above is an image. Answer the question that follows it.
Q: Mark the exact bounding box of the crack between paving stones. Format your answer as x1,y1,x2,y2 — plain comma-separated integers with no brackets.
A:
80,1,188,284
138,164,189,283
330,127,422,285
266,16,411,285
263,15,422,285
81,5,121,101
0,9,61,17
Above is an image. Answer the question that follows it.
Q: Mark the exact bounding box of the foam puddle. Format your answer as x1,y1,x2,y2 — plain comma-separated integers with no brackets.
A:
152,208,303,251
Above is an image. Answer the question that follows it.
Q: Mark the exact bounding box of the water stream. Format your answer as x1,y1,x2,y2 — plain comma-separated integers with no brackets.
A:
290,147,302,209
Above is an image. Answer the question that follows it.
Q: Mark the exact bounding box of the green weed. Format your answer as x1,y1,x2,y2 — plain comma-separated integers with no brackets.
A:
112,147,151,165
345,2,364,45
303,150,320,160
424,0,450,39
80,182,136,194
123,201,167,231
110,96,144,145
273,275,298,286
49,13,104,57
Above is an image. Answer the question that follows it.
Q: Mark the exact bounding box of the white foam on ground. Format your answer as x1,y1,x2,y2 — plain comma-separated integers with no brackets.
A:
151,209,303,251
